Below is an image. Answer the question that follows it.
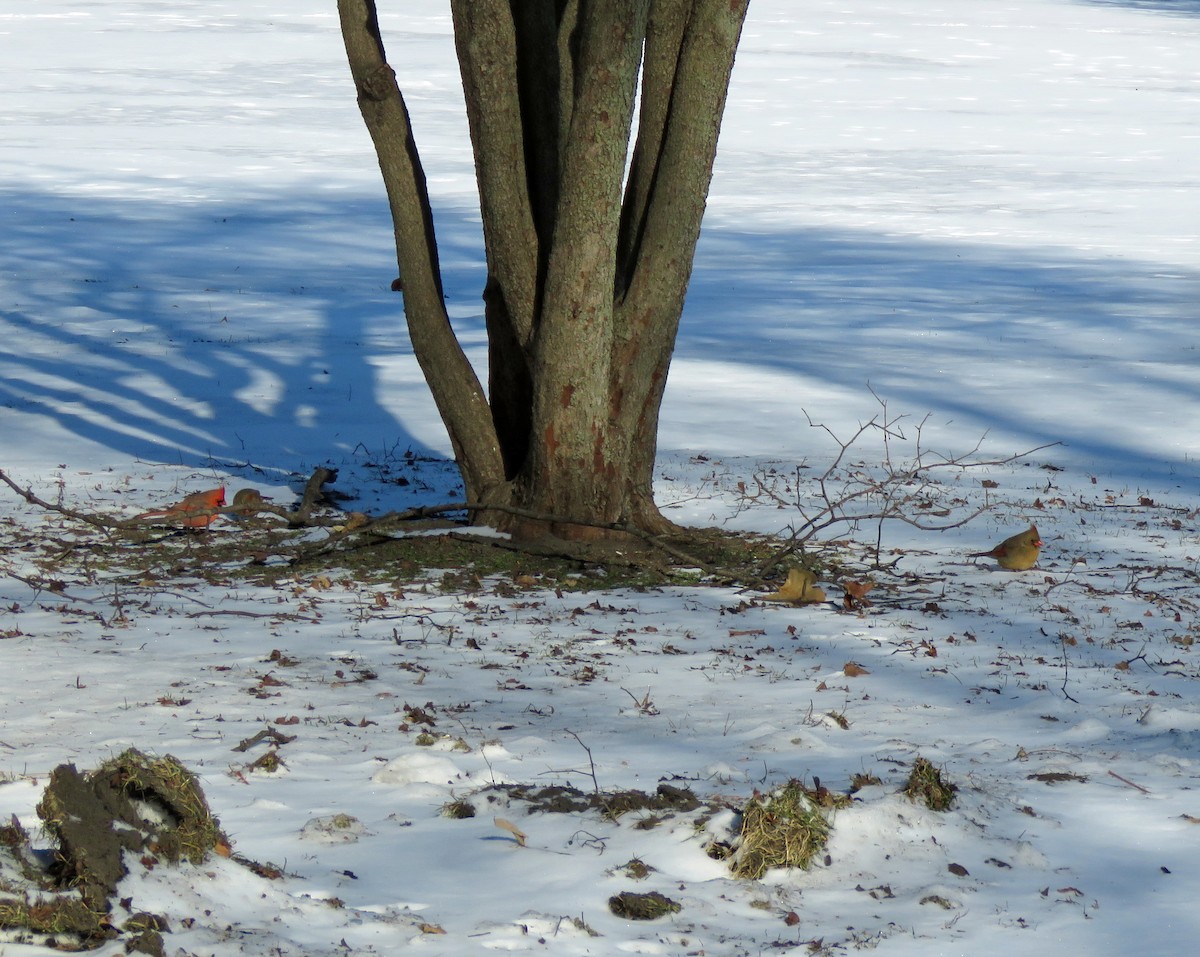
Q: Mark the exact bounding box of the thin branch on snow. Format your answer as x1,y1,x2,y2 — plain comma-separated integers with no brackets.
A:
742,392,1062,573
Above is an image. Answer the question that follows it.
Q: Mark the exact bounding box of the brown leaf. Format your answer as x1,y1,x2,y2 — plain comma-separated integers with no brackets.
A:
843,662,869,677
494,817,527,847
842,579,875,609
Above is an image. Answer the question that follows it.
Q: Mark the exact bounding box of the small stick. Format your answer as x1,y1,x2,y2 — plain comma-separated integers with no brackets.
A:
1107,770,1149,794
233,727,297,753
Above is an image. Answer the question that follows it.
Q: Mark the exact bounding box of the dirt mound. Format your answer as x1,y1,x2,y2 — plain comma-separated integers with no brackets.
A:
1,748,228,952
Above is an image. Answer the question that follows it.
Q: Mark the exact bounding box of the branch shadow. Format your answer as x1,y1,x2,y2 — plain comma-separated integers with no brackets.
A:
3,186,1197,499
0,186,481,504
1071,0,1200,16
675,220,1200,486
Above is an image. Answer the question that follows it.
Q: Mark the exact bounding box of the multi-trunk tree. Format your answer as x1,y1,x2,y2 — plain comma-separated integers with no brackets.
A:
337,0,748,540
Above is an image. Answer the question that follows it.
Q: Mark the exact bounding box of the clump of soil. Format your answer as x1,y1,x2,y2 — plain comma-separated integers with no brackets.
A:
608,890,681,920
484,782,701,820
903,757,957,811
0,748,229,951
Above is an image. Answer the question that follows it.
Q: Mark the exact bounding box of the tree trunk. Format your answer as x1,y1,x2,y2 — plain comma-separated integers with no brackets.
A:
338,0,748,540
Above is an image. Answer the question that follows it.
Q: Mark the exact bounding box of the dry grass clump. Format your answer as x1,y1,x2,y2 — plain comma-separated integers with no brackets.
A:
903,757,957,811
726,779,842,880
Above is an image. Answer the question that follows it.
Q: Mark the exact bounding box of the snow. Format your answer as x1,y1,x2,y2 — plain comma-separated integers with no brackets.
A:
2,1,1200,955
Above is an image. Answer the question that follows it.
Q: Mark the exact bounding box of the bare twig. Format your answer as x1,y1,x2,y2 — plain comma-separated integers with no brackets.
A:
748,392,1060,573
0,567,97,604
0,468,122,530
1059,634,1079,703
185,609,318,622
565,730,600,795
233,727,297,753
1107,770,1150,794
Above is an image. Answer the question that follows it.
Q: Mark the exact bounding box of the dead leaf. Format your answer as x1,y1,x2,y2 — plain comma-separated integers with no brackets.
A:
419,923,446,935
762,568,826,604
842,579,875,609
843,662,869,677
494,817,527,847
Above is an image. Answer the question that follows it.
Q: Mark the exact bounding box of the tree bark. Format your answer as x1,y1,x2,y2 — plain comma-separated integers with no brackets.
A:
339,0,748,540
337,0,506,505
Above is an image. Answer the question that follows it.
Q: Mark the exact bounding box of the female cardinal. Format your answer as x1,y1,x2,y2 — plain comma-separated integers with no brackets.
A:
969,524,1042,570
228,487,271,521
135,487,226,528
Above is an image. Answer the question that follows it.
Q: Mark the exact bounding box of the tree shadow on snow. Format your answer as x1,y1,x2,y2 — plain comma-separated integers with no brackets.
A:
2,186,1197,498
0,187,482,504
1072,0,1200,17
680,221,1200,486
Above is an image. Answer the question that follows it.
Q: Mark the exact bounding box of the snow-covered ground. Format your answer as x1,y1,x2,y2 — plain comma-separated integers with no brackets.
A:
2,1,1199,955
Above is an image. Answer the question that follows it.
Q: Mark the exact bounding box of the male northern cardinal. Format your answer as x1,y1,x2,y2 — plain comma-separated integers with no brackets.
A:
968,524,1042,570
135,487,226,528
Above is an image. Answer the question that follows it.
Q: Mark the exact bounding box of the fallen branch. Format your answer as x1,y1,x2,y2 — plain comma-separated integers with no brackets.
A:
0,468,119,530
0,466,341,532
274,498,713,574
1,465,715,579
0,567,97,604
185,609,318,622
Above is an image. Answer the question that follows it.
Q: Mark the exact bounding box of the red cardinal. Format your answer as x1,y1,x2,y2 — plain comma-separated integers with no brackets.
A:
135,486,226,528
